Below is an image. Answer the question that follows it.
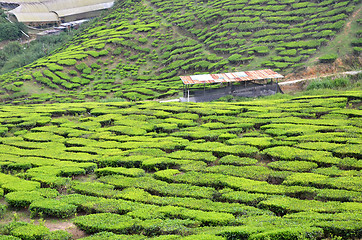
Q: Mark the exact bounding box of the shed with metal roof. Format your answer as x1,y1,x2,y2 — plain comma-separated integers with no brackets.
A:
179,69,284,102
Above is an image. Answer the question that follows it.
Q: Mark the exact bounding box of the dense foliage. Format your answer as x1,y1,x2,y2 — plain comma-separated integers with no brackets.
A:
0,9,27,42
0,91,361,239
0,33,74,75
0,0,360,103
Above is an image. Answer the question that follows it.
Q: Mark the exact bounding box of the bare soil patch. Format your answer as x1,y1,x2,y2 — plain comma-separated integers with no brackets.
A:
45,221,87,239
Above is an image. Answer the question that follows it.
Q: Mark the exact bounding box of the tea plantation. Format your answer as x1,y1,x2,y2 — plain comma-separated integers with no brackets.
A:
0,91,361,239
0,0,361,103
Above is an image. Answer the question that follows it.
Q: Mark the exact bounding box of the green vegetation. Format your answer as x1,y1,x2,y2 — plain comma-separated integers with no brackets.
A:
0,9,27,42
0,0,360,103
0,0,361,239
0,91,360,239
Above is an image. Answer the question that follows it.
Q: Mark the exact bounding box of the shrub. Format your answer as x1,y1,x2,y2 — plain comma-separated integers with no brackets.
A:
202,165,274,181
48,64,64,71
315,189,361,202
248,227,324,240
267,161,318,172
213,145,259,157
227,137,275,149
5,191,44,208
73,213,138,234
221,191,269,206
314,220,362,239
278,49,297,56
306,77,350,90
58,59,77,66
228,54,242,63
181,234,225,240
262,146,332,163
11,224,50,240
95,167,145,177
319,54,338,63
72,182,118,198
219,155,258,166
29,199,77,218
0,236,21,240
153,169,181,181
2,180,40,193
43,230,72,240
168,150,216,163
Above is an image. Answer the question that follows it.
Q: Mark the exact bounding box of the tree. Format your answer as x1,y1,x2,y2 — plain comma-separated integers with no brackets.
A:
3,41,23,56
0,50,7,68
0,23,22,41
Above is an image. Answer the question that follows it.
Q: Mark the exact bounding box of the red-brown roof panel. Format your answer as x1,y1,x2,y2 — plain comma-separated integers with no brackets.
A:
180,69,284,85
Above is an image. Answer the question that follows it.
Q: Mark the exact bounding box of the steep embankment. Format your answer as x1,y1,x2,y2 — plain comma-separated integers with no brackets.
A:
0,0,361,103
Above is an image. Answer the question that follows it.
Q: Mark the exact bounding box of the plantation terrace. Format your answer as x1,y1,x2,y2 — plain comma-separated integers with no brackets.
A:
180,69,284,102
0,0,361,239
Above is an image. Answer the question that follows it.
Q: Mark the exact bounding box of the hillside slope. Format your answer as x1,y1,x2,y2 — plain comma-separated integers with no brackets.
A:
0,91,361,239
0,0,361,103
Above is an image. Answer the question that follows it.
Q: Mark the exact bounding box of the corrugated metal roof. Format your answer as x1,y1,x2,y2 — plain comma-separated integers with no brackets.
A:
6,0,114,23
9,3,59,22
180,69,284,85
0,0,42,3
52,2,114,17
44,0,114,17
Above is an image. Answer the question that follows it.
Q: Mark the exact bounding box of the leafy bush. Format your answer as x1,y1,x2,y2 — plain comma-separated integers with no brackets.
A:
2,180,41,193
0,23,23,41
73,213,137,234
11,224,50,240
221,191,269,206
43,230,72,240
268,161,318,172
248,227,323,240
228,54,242,63
219,155,258,166
95,167,145,177
306,77,350,90
29,199,77,218
0,236,22,240
319,54,338,63
315,189,361,202
72,182,118,198
5,191,44,208
314,220,362,239
58,59,77,66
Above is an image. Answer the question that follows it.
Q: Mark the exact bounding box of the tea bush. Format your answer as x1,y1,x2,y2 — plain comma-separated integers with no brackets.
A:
5,191,44,208
0,92,360,239
29,199,77,218
11,224,50,240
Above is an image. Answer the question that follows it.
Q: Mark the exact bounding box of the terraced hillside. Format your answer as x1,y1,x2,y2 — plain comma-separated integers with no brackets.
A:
0,0,361,103
0,91,361,239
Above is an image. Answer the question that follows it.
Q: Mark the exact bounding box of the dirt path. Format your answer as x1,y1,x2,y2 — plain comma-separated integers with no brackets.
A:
338,7,362,44
45,221,87,239
279,70,362,93
280,70,362,86
0,37,36,50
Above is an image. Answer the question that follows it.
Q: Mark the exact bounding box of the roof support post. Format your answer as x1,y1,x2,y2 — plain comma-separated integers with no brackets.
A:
187,85,190,103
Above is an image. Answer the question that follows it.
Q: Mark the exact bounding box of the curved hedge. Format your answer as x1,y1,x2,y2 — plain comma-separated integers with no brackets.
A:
29,199,77,218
